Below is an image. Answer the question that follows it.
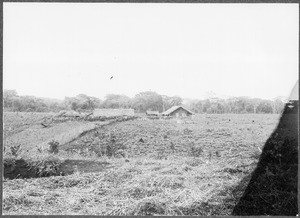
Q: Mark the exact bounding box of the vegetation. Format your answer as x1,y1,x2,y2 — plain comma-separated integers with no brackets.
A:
3,112,282,215
3,111,137,180
48,140,59,154
4,89,285,114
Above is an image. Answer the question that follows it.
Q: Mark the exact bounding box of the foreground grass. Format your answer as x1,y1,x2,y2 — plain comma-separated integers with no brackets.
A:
3,155,257,215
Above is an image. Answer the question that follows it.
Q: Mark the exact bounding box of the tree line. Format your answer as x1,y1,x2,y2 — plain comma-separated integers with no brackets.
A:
185,97,285,114
3,89,285,114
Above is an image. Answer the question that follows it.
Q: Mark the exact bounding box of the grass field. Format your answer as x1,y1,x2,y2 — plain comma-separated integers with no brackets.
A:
3,112,281,215
3,112,115,157
3,112,55,138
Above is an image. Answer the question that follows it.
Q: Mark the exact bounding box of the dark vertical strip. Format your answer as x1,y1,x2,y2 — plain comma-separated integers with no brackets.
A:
298,4,300,215
233,101,299,215
0,1,3,216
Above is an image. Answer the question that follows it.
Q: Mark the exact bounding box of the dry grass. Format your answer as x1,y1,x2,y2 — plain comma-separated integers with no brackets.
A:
3,112,55,138
4,119,110,157
3,113,281,215
3,156,257,215
3,111,120,180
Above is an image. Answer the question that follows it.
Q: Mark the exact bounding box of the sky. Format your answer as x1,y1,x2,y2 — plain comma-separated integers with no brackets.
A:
3,3,299,100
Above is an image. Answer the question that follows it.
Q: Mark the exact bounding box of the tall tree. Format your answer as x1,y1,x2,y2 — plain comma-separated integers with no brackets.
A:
3,90,18,109
132,91,163,112
162,95,182,111
102,94,131,109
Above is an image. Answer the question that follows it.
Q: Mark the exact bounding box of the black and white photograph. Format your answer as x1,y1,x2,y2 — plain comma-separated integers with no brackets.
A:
2,2,299,216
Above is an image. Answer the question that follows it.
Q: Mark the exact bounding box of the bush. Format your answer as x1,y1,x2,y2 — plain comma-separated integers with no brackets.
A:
10,144,21,157
3,156,16,170
48,140,59,154
4,154,64,179
28,155,63,177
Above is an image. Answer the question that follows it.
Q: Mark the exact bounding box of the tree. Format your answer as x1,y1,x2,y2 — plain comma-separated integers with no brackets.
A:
102,94,131,109
63,94,102,111
202,99,211,113
63,97,79,110
3,90,18,109
185,100,204,114
42,98,65,112
257,100,273,113
272,97,285,114
249,98,261,114
90,97,102,109
162,95,183,111
76,94,100,110
132,91,163,112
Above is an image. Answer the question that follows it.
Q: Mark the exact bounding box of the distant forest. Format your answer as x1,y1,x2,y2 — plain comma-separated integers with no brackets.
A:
3,89,286,114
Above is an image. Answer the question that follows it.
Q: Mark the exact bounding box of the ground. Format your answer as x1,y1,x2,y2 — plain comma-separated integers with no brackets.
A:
3,112,281,215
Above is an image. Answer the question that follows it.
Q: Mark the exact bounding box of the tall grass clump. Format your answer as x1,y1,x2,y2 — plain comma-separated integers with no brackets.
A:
26,154,63,177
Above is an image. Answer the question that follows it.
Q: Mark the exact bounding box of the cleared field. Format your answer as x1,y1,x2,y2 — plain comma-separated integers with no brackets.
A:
3,113,281,215
3,112,122,158
63,114,279,159
4,121,107,154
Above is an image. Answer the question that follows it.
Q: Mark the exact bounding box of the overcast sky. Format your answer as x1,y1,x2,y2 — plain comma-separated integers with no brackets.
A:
3,3,299,100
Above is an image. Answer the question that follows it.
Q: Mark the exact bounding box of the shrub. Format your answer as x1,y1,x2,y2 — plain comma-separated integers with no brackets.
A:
28,155,63,177
3,156,16,169
10,144,21,157
48,140,59,154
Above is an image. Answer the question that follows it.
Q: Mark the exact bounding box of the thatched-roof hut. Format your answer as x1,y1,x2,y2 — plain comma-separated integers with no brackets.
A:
161,106,193,117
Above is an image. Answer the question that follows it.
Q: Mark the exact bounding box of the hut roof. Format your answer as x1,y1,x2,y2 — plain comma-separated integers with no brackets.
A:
161,106,194,115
